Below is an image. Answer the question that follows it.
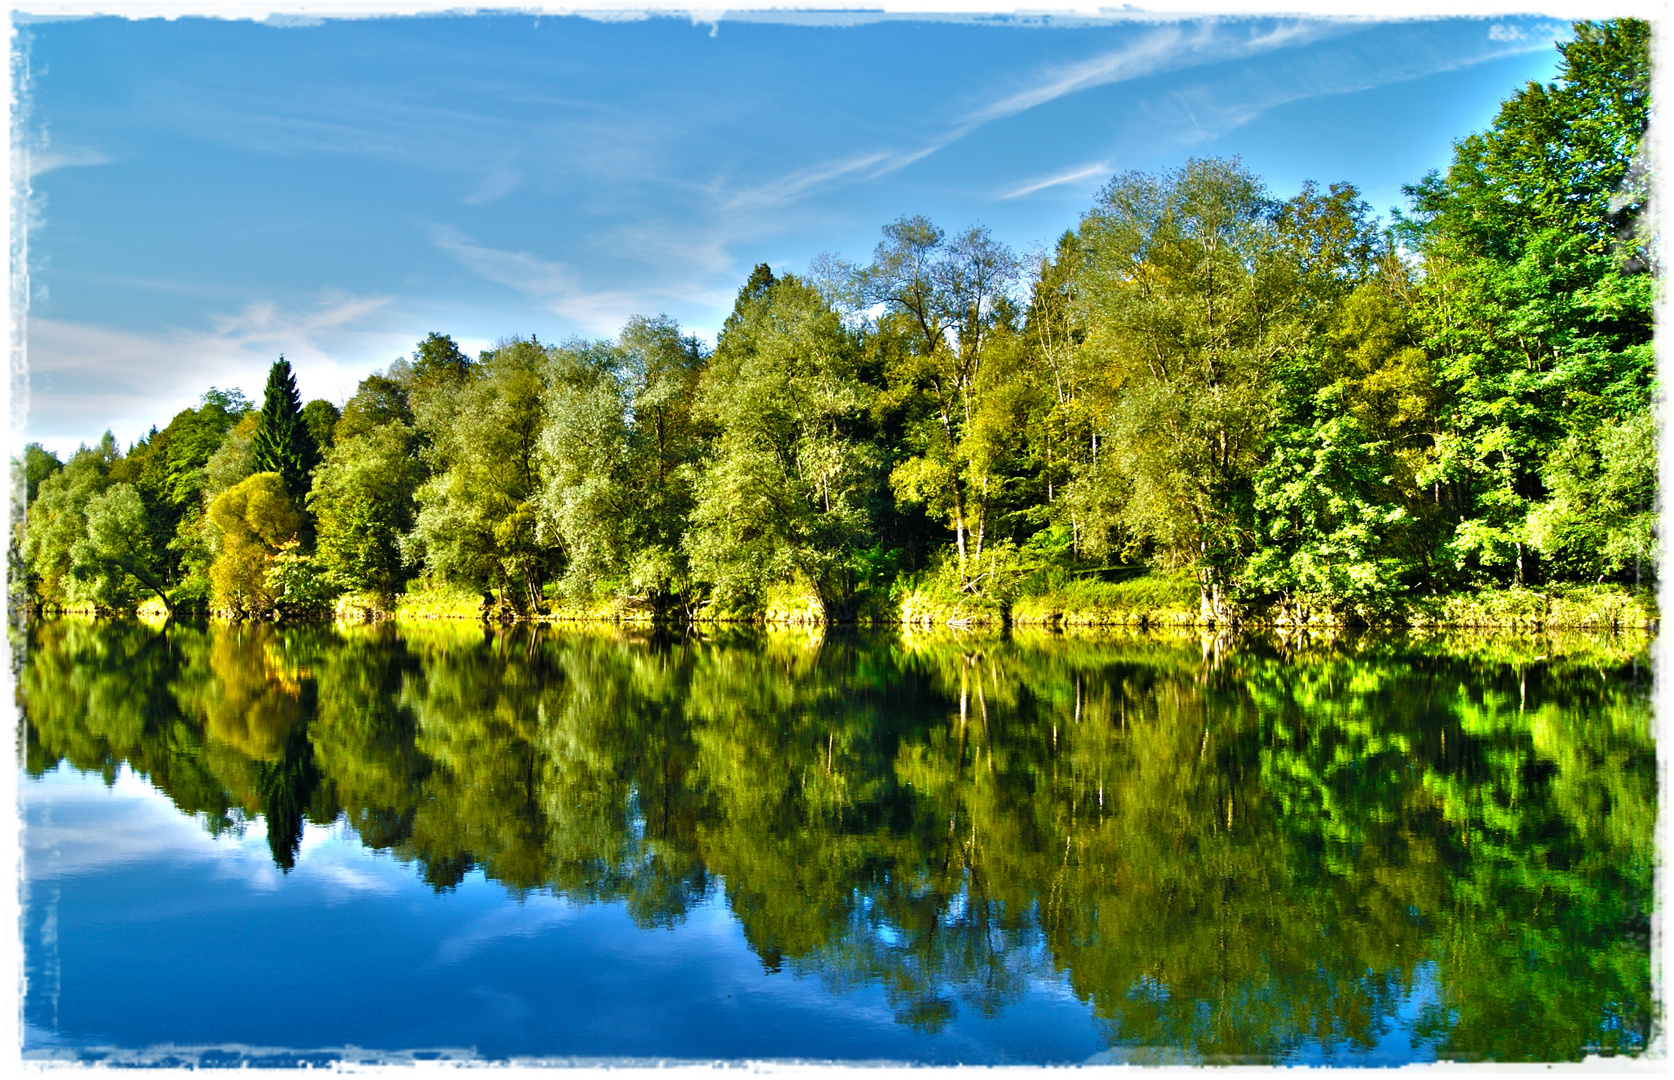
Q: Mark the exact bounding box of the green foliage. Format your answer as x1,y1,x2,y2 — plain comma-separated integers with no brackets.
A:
76,483,172,611
1072,159,1298,612
300,398,341,451
394,580,487,621
264,543,336,617
17,442,63,507
864,217,1021,583
535,318,704,615
14,20,1655,626
1401,19,1653,587
1010,573,1199,627
1525,410,1656,582
21,435,121,610
411,331,472,387
336,372,413,442
1245,415,1409,617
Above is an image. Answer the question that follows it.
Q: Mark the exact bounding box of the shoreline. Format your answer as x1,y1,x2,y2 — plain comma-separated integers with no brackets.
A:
34,583,1660,635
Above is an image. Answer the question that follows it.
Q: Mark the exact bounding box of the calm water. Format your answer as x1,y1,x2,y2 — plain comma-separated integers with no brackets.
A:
16,619,1656,1065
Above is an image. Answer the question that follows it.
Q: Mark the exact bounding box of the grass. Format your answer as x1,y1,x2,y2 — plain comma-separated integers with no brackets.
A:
393,581,486,621
1011,574,1200,628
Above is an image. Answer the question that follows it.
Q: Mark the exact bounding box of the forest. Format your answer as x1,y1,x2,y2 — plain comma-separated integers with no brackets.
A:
9,20,1655,626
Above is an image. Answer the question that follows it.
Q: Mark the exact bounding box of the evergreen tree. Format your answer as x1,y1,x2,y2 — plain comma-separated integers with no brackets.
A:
251,356,320,508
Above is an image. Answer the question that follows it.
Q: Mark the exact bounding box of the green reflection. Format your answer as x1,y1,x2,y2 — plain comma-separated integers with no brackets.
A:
18,620,1654,1061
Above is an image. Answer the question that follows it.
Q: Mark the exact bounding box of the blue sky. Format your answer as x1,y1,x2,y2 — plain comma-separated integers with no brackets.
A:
17,11,1571,457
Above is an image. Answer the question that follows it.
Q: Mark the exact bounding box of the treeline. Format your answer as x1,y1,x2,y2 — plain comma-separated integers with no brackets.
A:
21,621,1657,1057
10,20,1654,624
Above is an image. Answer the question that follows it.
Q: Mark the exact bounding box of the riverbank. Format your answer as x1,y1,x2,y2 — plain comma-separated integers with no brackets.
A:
124,576,1649,632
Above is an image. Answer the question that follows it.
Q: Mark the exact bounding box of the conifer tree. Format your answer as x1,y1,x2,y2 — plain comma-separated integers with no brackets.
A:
251,356,319,507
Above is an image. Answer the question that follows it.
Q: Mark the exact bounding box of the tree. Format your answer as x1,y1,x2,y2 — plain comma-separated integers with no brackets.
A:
1399,19,1653,586
336,372,413,442
311,422,424,599
76,483,174,613
207,471,303,617
301,398,341,452
535,340,640,600
685,270,879,619
10,443,64,610
535,318,706,616
21,435,121,610
250,357,320,510
409,337,551,612
617,315,707,608
16,443,63,507
1072,158,1299,619
411,331,472,388
862,217,1020,582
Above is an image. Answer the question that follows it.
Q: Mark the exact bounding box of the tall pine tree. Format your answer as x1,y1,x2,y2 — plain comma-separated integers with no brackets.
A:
251,356,320,508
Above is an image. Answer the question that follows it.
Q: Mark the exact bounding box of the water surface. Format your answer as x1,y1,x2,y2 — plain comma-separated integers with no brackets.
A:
17,620,1656,1064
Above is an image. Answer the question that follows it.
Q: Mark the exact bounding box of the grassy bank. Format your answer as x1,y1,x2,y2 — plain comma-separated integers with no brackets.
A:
1010,575,1200,629
98,576,1662,633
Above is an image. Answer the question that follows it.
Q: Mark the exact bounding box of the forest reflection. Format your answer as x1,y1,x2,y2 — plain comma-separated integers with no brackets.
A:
19,619,1654,1062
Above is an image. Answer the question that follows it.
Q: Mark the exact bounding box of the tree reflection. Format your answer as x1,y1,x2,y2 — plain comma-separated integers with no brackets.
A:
17,620,1654,1061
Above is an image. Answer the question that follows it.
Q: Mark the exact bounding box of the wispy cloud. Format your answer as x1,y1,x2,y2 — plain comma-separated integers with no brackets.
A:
424,902,580,969
725,19,1342,213
27,144,113,178
1000,162,1110,200
721,150,893,212
430,224,731,334
462,163,523,205
1142,23,1566,152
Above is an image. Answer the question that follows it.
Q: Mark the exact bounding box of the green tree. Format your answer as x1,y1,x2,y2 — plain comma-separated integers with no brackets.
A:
301,398,341,452
1399,19,1653,586
207,471,303,618
410,337,551,612
863,217,1021,583
251,357,321,510
1072,158,1300,618
75,483,174,612
335,372,414,442
10,443,64,609
311,422,424,599
686,269,880,619
535,318,705,616
21,435,121,610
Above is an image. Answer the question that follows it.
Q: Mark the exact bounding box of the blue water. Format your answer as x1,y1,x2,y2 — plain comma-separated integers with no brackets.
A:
22,765,1106,1065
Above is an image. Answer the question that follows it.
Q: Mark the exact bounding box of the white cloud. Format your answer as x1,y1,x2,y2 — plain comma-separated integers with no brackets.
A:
424,900,580,969
1139,26,1564,152
21,292,414,456
721,151,893,212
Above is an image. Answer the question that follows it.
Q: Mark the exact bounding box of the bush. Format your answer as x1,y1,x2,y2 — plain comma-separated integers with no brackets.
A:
1011,573,1198,627
265,545,337,618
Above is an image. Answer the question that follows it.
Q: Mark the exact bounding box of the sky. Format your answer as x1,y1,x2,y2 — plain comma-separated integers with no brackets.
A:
13,8,1577,458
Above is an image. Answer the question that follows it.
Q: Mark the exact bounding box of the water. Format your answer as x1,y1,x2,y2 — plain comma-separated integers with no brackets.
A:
16,619,1656,1064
